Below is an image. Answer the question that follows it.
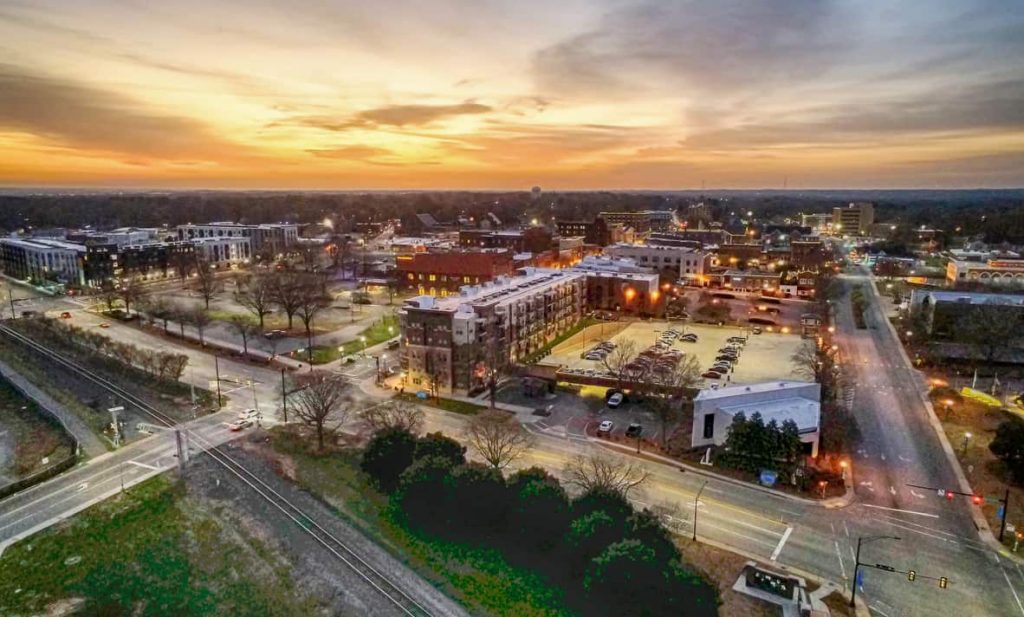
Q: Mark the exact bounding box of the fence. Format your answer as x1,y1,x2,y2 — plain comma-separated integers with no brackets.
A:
0,374,80,499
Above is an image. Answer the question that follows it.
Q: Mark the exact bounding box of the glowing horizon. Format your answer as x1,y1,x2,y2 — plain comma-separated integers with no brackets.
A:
1,1,1023,190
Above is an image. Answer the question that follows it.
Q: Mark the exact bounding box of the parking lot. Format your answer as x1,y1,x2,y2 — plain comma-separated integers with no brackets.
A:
543,320,807,387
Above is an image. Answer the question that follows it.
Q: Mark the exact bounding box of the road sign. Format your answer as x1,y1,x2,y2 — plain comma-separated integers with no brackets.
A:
937,488,945,497
875,563,896,572
999,505,1006,519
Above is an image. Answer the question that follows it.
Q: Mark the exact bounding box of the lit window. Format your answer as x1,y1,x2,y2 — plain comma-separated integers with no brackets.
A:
429,274,436,281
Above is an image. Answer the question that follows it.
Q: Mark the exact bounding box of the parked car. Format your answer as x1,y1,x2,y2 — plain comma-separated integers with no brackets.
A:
625,423,643,438
752,327,763,335
701,371,723,379
607,392,624,408
597,420,614,435
238,408,259,420
98,322,110,328
228,419,252,431
386,339,400,350
59,311,73,319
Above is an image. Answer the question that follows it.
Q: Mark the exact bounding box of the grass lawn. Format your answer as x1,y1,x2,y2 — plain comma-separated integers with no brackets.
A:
0,379,73,478
0,476,320,616
929,383,1024,544
291,314,399,365
268,431,570,617
396,392,484,415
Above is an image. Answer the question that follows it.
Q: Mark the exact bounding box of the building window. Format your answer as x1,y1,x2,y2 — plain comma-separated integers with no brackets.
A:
463,276,471,283
407,273,414,280
702,414,714,439
429,274,436,282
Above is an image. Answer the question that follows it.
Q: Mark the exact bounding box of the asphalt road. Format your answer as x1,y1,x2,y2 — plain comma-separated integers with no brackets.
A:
7,292,1024,616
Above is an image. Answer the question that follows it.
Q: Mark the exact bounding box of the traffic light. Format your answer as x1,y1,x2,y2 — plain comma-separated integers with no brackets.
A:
908,570,917,582
939,577,948,589
972,495,983,505
946,490,955,501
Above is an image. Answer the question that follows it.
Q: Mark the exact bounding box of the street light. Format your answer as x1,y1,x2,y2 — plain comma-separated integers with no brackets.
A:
360,335,367,356
692,480,708,541
961,432,972,457
850,536,901,607
943,399,953,420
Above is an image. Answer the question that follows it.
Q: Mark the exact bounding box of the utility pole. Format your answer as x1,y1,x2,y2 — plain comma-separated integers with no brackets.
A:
1000,488,1010,542
692,480,708,541
250,374,261,428
8,290,15,320
213,355,222,409
280,368,288,423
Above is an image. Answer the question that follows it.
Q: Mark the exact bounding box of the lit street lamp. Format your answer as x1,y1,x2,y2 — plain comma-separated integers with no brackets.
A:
961,432,972,457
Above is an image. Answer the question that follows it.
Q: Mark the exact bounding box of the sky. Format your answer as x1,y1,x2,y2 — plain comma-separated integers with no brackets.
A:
0,0,1022,190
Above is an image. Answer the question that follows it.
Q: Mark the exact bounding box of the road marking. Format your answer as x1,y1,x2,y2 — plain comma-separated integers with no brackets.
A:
843,520,851,538
1002,567,1024,616
880,453,886,461
770,526,793,561
889,486,896,496
77,483,88,492
869,604,892,617
127,460,160,471
898,455,912,462
860,503,939,518
910,489,926,499
833,540,847,579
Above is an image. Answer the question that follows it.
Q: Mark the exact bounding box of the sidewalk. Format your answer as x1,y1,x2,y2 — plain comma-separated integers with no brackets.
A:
528,422,857,509
0,359,107,458
862,267,1020,562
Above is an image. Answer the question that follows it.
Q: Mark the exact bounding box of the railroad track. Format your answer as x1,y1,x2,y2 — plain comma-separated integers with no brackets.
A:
0,324,434,617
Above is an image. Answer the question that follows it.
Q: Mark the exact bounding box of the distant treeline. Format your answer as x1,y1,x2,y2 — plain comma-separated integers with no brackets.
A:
0,189,1020,242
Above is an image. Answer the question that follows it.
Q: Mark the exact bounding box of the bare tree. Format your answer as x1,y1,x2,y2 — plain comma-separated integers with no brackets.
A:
358,399,424,434
464,409,533,470
641,354,702,446
98,280,120,313
184,305,212,346
601,338,638,390
118,277,145,315
234,275,275,330
791,340,837,398
268,273,303,329
958,301,1023,365
291,372,352,450
227,314,259,356
171,250,196,287
296,279,331,363
193,258,223,309
565,453,650,498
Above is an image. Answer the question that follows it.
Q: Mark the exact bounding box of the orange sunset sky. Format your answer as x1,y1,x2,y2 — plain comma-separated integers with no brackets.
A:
1,0,1023,189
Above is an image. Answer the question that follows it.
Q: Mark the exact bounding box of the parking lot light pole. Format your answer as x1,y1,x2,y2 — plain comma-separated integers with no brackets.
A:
692,480,708,541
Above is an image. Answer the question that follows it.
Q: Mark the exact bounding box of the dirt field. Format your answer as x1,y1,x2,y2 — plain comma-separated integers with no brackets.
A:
544,320,807,387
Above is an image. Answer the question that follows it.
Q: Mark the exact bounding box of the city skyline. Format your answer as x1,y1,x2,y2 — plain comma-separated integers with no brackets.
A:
1,0,1023,189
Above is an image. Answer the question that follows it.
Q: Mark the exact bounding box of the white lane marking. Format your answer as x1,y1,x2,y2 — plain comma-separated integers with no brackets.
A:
77,483,88,492
1002,567,1024,617
861,503,939,518
880,453,887,461
870,604,892,617
127,460,160,471
910,489,926,499
889,486,896,496
898,455,912,462
770,526,793,561
843,520,851,537
833,540,847,579
859,481,873,487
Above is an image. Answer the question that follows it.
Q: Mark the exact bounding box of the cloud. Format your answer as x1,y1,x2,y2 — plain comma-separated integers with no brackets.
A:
0,63,247,161
288,102,492,133
683,77,1024,150
305,145,393,159
532,0,847,98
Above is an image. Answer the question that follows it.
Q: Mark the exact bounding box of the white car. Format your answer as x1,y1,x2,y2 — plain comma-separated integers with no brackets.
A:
238,408,259,420
597,420,614,435
607,393,624,408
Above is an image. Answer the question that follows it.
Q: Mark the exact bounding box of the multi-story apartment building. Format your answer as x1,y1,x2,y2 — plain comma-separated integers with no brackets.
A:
395,250,515,295
0,237,86,286
82,240,196,286
458,227,553,254
832,202,874,236
570,257,664,316
604,243,710,282
176,222,298,254
599,210,675,233
556,217,633,247
399,268,586,394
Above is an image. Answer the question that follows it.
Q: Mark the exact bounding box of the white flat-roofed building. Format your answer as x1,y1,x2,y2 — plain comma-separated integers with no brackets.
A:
691,381,821,457
946,258,1024,285
605,243,710,281
191,236,251,267
0,237,86,286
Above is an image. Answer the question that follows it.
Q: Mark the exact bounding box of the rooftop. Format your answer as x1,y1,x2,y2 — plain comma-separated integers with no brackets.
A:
696,380,818,401
0,237,86,252
403,267,584,313
921,290,1024,306
716,397,820,433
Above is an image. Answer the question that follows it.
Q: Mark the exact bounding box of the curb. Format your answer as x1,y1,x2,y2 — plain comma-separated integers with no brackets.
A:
562,430,856,509
863,269,1018,562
